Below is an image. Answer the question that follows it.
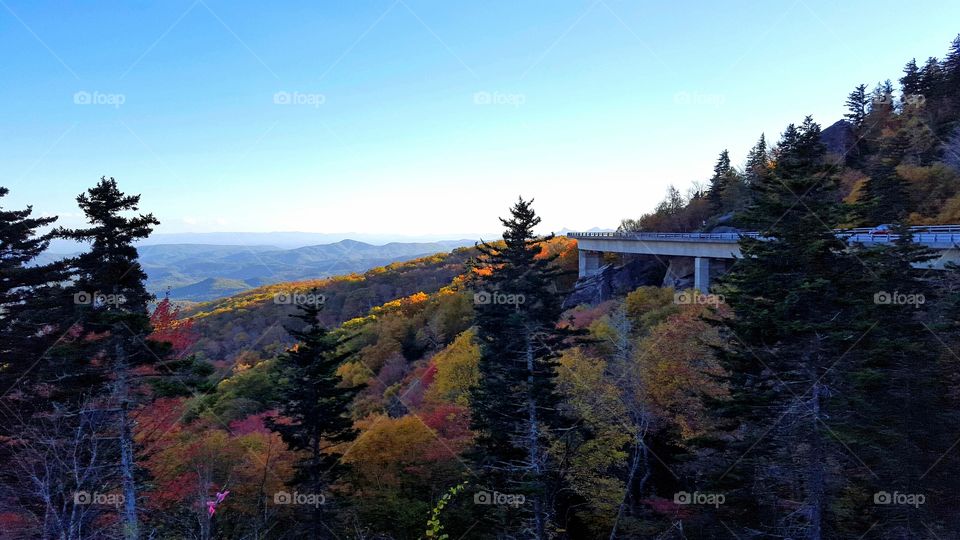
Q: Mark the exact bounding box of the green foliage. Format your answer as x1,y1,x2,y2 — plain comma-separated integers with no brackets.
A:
622,285,677,329
424,481,468,539
266,290,362,537
0,186,71,401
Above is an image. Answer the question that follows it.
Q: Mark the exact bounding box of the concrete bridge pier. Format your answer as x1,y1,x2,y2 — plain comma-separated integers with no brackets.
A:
579,250,603,277
694,257,711,291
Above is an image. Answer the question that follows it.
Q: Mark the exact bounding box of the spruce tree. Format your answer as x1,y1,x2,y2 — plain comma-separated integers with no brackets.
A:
919,57,944,100
846,224,950,535
710,118,874,539
469,198,571,539
267,290,361,540
707,150,733,213
943,35,960,88
901,59,922,97
56,177,162,540
858,147,910,225
844,84,869,128
744,133,769,186
0,187,71,396
0,187,75,517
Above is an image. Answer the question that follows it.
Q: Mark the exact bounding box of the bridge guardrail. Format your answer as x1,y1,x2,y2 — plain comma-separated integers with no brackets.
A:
567,229,960,247
567,231,760,241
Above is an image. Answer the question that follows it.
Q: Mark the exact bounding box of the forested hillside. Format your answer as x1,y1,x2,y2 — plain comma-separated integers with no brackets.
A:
3,34,960,540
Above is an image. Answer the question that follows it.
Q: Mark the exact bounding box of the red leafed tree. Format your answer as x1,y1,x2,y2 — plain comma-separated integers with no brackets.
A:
149,296,198,357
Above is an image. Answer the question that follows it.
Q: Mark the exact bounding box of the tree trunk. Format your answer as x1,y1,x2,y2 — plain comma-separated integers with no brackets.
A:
808,380,824,540
525,337,546,540
312,426,323,540
116,343,139,540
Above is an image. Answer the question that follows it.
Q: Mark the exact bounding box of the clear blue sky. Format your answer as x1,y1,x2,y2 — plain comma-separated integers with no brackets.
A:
2,0,958,237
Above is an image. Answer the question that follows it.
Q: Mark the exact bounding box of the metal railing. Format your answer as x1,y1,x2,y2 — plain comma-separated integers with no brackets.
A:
567,226,960,247
567,231,759,241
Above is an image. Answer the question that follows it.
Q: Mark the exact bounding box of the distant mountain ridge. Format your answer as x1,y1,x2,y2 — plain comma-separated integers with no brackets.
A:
46,231,491,253
139,238,476,301
168,277,253,302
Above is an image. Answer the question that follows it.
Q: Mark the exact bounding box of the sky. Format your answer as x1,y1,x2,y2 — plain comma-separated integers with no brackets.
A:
2,0,959,239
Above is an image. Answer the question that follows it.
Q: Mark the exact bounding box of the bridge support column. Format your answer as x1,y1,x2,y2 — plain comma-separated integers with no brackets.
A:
694,256,711,291
579,250,602,278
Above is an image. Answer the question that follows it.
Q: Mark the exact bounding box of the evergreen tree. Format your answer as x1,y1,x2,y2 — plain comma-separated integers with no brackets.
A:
0,187,71,396
861,81,900,163
846,224,951,535
943,35,960,87
710,118,875,539
0,187,75,519
744,133,769,185
900,59,922,97
56,177,162,540
844,83,869,128
469,198,572,539
267,289,361,540
707,150,732,211
919,57,944,99
869,80,895,115
943,35,960,133
858,143,910,225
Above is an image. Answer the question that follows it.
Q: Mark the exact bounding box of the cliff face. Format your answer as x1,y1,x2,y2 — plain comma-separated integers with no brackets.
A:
563,256,667,308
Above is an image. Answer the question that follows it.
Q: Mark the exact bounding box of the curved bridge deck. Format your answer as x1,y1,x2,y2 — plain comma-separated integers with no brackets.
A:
567,226,960,290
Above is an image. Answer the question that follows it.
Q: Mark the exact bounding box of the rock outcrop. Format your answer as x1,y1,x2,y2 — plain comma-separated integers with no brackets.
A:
563,256,666,308
821,119,857,160
660,256,730,290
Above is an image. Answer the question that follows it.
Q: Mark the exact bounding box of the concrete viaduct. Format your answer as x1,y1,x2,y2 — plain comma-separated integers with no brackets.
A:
568,226,960,291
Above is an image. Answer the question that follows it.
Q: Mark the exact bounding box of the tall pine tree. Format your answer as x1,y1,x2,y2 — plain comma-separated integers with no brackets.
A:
56,177,162,540
901,59,922,98
0,187,71,397
0,187,76,526
744,134,769,186
710,118,875,539
267,289,361,540
844,84,869,128
846,224,952,535
469,198,571,539
707,150,740,215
